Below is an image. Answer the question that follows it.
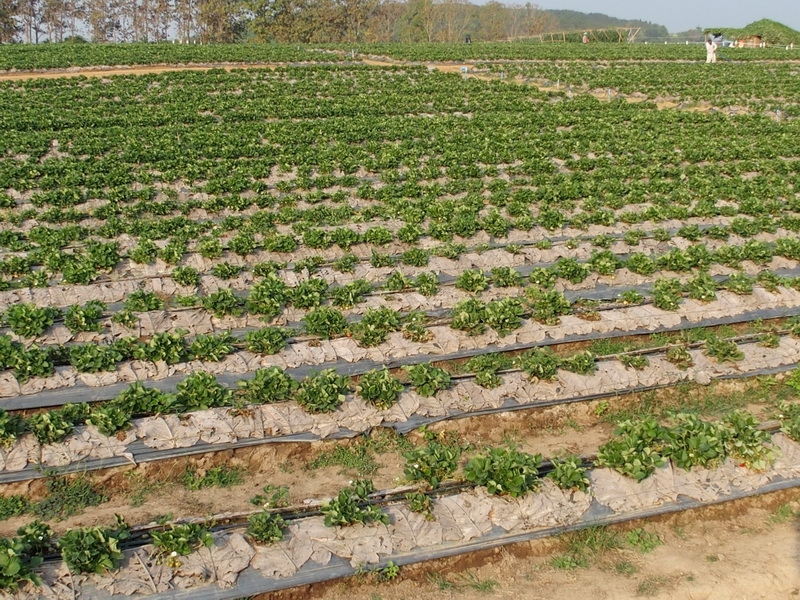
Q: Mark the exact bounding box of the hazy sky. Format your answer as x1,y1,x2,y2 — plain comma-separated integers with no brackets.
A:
535,0,800,33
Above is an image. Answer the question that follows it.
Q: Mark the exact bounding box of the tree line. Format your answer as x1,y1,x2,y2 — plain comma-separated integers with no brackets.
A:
0,0,560,44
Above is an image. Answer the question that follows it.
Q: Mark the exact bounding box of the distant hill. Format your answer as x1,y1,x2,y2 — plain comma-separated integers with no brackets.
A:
544,10,669,40
705,19,800,45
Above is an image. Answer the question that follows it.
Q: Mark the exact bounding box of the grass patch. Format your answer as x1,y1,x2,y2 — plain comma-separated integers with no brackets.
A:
180,466,245,490
457,571,498,592
0,494,29,520
427,571,456,591
625,528,662,553
768,503,798,524
307,430,412,476
32,475,108,521
614,560,639,576
567,526,622,556
126,471,162,507
551,552,589,570
602,376,793,424
589,338,633,356
636,575,672,597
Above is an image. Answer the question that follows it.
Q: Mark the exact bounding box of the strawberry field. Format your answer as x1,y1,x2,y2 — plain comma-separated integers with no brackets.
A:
0,43,798,598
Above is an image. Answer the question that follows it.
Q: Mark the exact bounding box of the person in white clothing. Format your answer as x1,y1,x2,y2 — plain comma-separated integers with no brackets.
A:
705,38,718,63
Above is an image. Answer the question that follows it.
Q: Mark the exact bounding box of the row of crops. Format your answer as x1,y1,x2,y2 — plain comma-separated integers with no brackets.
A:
1,404,800,593
0,42,798,71
0,45,798,597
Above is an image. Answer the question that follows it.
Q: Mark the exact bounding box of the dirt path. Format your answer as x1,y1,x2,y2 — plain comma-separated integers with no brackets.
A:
307,489,800,600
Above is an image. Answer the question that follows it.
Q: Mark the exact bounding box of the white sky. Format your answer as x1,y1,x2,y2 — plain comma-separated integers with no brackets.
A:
532,0,800,33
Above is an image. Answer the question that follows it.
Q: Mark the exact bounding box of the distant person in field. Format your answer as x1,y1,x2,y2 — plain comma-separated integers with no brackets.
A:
705,37,718,63
582,32,589,44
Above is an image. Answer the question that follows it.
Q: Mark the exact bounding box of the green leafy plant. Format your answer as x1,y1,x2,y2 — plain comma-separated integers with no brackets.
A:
350,307,402,347
12,346,56,383
0,409,26,448
171,266,201,286
356,368,404,410
560,351,596,375
485,298,524,336
464,447,543,497
5,304,59,338
124,290,164,312
174,372,232,411
491,266,522,288
665,345,693,369
466,353,512,389
133,330,188,364
653,278,683,311
210,262,244,280
303,306,347,339
704,337,744,363
596,418,667,481
58,516,130,574
69,344,123,373
685,272,717,302
238,367,297,404
246,274,288,319
64,301,106,334
662,413,728,471
295,369,348,413
189,332,236,362
87,404,132,437
27,409,77,445
403,429,464,488
151,523,213,564
723,411,775,471
244,327,288,355
201,288,244,317
401,248,429,267
516,347,561,380
450,298,487,335
619,354,649,370
250,484,290,509
414,272,440,297
404,364,451,397
526,289,570,325
405,491,434,520
331,279,372,308
455,269,489,293
247,511,286,545
547,455,590,492
322,480,388,527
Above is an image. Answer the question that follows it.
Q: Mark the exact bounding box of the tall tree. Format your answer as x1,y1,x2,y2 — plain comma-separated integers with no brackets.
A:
197,0,248,41
0,0,20,41
478,0,507,40
18,0,46,42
